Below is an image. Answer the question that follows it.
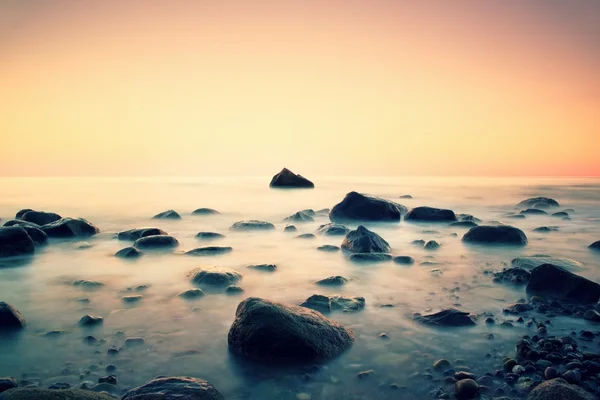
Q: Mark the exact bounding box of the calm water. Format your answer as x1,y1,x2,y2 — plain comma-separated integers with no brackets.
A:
1,176,600,399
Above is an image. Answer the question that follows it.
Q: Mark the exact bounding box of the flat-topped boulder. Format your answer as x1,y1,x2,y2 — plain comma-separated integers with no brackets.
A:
518,197,560,209
114,247,143,258
230,220,275,231
405,206,457,222
512,255,583,271
196,232,225,240
41,218,99,238
152,209,181,219
247,264,277,272
462,225,528,246
185,246,233,256
317,223,349,236
192,208,220,215
284,211,314,222
526,264,600,304
415,308,475,327
329,192,406,223
393,256,415,265
20,210,62,226
187,266,242,286
450,221,478,228
341,225,390,253
520,208,549,215
118,227,167,241
121,376,225,400
317,245,340,252
552,211,569,218
269,168,314,188
0,227,35,258
133,235,179,249
528,378,595,400
316,276,348,286
0,388,114,400
228,297,354,363
0,301,26,330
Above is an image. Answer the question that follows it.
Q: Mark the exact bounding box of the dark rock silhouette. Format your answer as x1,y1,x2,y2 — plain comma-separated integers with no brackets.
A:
520,208,548,215
114,247,143,258
192,208,220,215
317,223,349,236
284,211,314,222
415,309,475,327
41,218,99,238
188,267,242,286
133,235,179,249
269,168,314,188
517,197,560,208
185,246,233,256
330,192,406,223
462,225,527,246
230,220,275,231
528,378,595,400
589,241,600,251
196,232,225,240
526,264,600,304
152,209,181,219
20,210,62,226
121,376,224,400
0,301,26,330
341,225,390,253
0,227,35,258
405,206,457,222
118,228,167,241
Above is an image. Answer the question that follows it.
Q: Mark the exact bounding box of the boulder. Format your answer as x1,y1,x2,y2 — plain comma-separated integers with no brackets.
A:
187,267,242,286
0,302,26,330
284,212,314,223
317,223,349,236
316,276,348,286
295,233,316,239
15,209,33,219
526,264,600,304
192,208,220,215
462,225,528,246
1,223,47,246
450,221,478,228
392,256,415,265
424,240,441,250
349,253,392,263
455,379,479,400
284,225,297,232
527,378,595,400
196,232,225,240
0,227,35,258
341,226,390,253
329,192,406,223
152,210,181,219
517,197,560,208
247,264,277,272
79,315,103,326
227,297,354,363
512,256,583,271
3,220,39,228
230,220,275,231
589,241,600,251
520,209,549,215
269,168,314,188
317,245,340,252
415,309,475,327
0,377,17,393
184,246,233,256
226,285,244,295
41,218,99,238
121,376,224,400
300,294,365,313
20,210,62,226
456,214,482,223
300,209,316,216
133,235,179,249
533,226,559,233
114,247,143,258
179,289,205,300
405,207,457,222
493,267,531,285
0,388,114,399
583,310,600,322
552,211,569,218
118,228,166,241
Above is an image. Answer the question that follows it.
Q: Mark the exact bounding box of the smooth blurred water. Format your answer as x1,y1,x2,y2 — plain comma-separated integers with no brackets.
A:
1,176,599,399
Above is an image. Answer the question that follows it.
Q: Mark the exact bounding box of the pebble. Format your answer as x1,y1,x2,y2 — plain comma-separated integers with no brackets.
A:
455,379,479,400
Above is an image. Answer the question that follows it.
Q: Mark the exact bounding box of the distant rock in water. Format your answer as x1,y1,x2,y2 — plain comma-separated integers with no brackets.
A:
185,246,233,256
533,226,559,233
393,256,415,265
226,285,244,295
317,245,340,252
349,253,392,263
41,218,99,238
79,315,103,326
230,220,275,231
526,264,600,304
506,214,526,219
0,301,26,330
152,209,181,219
0,226,36,258
0,388,114,399
115,247,143,258
284,211,314,223
341,225,390,254
187,267,242,286
450,221,478,228
300,294,365,313
284,225,297,232
589,241,600,251
411,239,426,246
133,235,179,249
456,214,482,223
20,210,62,226
73,280,104,289
269,168,314,188
399,194,413,199
493,267,531,286
227,297,354,363
405,207,457,222
317,223,349,236
528,378,595,400
424,240,441,251
121,376,224,400
247,264,277,272
512,256,583,271
295,233,315,240
191,208,220,215
316,208,330,216
118,228,167,241
415,309,476,327
329,192,406,223
196,232,225,240
316,276,348,286
520,208,548,216
517,197,560,208
462,225,528,246
552,211,569,218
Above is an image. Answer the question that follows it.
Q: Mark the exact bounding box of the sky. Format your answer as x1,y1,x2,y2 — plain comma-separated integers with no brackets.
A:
1,0,599,177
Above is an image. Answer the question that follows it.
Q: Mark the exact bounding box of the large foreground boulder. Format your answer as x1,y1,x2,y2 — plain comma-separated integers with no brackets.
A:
19,210,62,226
405,206,457,222
462,225,528,246
512,256,583,271
527,378,595,400
118,228,167,241
341,225,390,254
0,388,113,399
0,302,26,330
41,218,99,238
518,197,560,209
228,297,354,363
0,227,35,258
269,168,314,188
329,192,406,223
121,376,224,400
133,235,179,249
526,264,600,304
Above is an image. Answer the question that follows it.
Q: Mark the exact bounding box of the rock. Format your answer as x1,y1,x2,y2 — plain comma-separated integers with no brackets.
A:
300,294,331,313
97,374,116,385
317,245,340,252
405,207,457,222
247,264,277,272
73,241,92,249
269,168,314,188
504,303,534,314
124,337,145,347
301,295,365,313
411,239,426,246
533,226,559,233
512,256,583,271
73,280,104,289
295,233,315,239
341,225,390,253
316,276,348,286
187,267,242,286
225,285,244,294
455,379,479,400
185,246,233,256
2,223,47,246
399,194,413,199
118,228,167,241
122,295,143,303
15,209,33,219
284,212,314,222
0,302,26,330
415,309,475,327
179,289,205,299
433,359,451,371
0,227,35,258
3,220,39,228
493,267,531,285
0,377,17,393
0,388,114,399
348,253,392,263
195,232,225,240
520,209,549,215
227,297,354,363
526,264,600,304
544,367,559,380
78,315,103,327
424,240,441,250
450,221,478,228
589,241,600,251
528,378,594,400
518,197,560,208
329,192,407,223
284,225,297,232
192,208,220,215
462,225,528,246
230,220,275,231
20,210,62,226
552,212,569,218
583,310,600,322
121,376,224,400
152,209,181,219
317,223,349,236
114,247,143,258
133,235,179,249
41,218,99,238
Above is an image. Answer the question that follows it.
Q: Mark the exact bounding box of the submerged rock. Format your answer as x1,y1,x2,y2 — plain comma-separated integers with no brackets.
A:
118,228,166,241
517,197,560,208
300,294,365,313
341,225,390,253
512,256,583,271
424,240,441,250
329,192,406,223
73,280,104,289
405,206,457,222
462,225,528,246
41,218,99,238
349,253,392,263
114,247,143,258
269,168,314,188
133,235,179,249
317,223,350,236
247,264,277,272
196,232,225,240
415,309,475,327
450,221,478,228
295,233,316,239
122,295,143,303
493,267,531,285
152,209,181,219
528,378,594,400
188,267,242,286
185,246,233,256
316,276,348,286
20,210,62,226
284,212,314,223
317,245,340,252
0,388,114,399
533,226,559,233
230,220,275,231
552,211,569,218
284,225,297,232
192,208,220,215
78,315,103,327
121,376,224,400
520,208,549,215
393,256,415,265
227,297,354,363
0,227,35,258
583,310,600,322
226,285,244,295
526,264,600,304
0,302,26,330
